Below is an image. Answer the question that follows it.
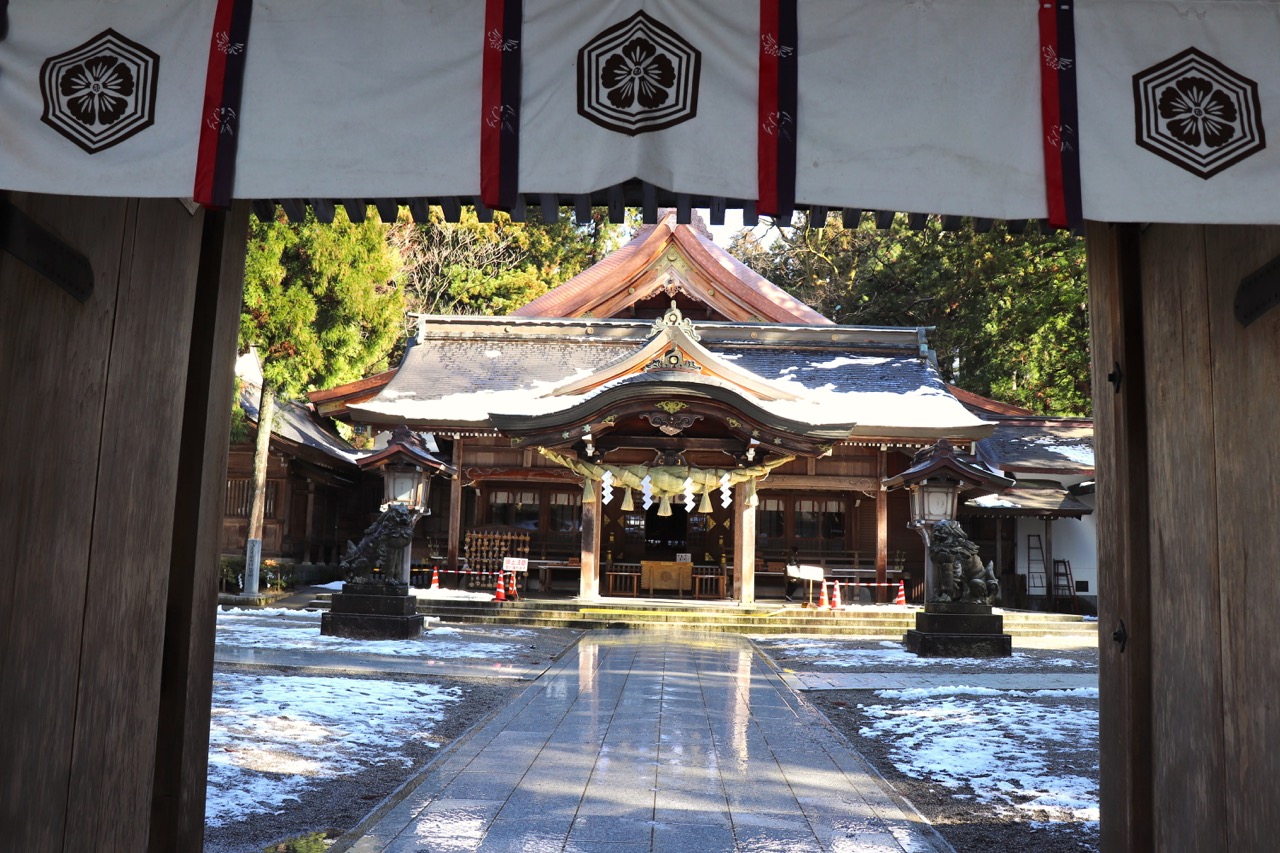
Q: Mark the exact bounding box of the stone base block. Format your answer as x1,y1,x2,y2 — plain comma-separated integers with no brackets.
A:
329,591,418,617
321,611,425,640
903,629,1012,658
914,612,1005,634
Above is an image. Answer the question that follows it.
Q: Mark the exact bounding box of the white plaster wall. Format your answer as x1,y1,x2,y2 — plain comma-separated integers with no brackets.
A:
1011,475,1098,599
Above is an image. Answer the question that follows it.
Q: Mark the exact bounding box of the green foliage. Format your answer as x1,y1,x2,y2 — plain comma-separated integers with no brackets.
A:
229,379,253,445
241,207,405,398
388,206,620,321
263,830,335,852
731,214,1090,416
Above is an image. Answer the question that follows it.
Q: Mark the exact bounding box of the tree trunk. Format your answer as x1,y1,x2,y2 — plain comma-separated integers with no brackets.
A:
244,384,276,595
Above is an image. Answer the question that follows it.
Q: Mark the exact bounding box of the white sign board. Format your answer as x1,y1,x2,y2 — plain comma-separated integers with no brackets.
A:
786,564,825,582
502,557,529,573
675,553,692,564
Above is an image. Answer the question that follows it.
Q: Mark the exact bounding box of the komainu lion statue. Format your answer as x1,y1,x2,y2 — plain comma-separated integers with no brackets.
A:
340,505,417,585
928,519,1000,605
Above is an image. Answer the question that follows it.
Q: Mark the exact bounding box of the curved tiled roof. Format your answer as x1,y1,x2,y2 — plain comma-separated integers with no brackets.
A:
513,212,831,325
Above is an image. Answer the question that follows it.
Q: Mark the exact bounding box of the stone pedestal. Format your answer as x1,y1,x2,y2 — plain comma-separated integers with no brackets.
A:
903,601,1011,657
321,581,424,639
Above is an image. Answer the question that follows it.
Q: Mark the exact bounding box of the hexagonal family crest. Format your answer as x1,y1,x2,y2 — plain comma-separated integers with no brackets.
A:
41,29,160,154
1133,46,1265,179
577,10,701,136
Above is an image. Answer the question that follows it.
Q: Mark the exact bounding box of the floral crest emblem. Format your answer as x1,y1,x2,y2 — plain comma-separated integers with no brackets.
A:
216,31,244,56
207,106,237,136
40,29,159,154
1134,47,1265,179
762,34,794,59
577,11,701,136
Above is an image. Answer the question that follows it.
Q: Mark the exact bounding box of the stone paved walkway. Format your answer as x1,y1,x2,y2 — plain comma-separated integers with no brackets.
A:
337,631,953,853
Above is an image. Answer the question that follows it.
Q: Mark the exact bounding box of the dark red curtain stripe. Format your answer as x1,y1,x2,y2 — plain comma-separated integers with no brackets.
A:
758,0,797,219
482,0,522,211
195,0,252,209
1039,0,1082,229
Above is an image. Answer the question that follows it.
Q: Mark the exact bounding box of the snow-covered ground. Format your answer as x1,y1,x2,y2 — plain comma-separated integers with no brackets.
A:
759,637,1088,669
214,606,521,659
207,606,533,831
758,637,1100,846
209,610,1099,848
206,671,460,827
858,687,1099,825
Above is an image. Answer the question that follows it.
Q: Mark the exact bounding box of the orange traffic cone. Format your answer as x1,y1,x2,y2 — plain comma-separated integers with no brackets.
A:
494,572,506,602
818,580,828,609
894,580,906,605
430,566,440,591
831,580,841,609
507,571,518,601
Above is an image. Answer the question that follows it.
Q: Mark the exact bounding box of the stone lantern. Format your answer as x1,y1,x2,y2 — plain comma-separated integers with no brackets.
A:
321,427,454,641
883,439,1015,657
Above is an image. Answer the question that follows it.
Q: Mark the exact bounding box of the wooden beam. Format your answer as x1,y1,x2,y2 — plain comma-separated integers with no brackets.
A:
760,475,880,492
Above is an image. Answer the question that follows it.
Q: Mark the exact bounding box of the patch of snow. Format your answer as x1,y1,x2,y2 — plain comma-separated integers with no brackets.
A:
754,638,1085,670
411,587,497,602
483,350,502,358
971,494,1020,508
858,691,1099,828
215,609,517,659
1033,438,1094,466
804,355,893,369
206,672,460,827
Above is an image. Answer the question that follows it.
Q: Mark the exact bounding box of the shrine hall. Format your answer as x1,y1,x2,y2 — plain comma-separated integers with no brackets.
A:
312,212,1081,604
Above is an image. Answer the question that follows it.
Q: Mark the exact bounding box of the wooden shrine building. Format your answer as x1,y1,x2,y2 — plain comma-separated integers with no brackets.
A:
335,213,1000,603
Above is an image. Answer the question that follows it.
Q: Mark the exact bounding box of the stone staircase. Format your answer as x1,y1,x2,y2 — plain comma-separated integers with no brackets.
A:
302,593,1097,639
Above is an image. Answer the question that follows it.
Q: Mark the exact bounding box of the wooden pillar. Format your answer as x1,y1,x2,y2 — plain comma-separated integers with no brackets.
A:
579,479,601,599
733,481,757,605
148,203,249,852
0,194,247,851
303,480,316,564
876,451,889,603
1088,221,1152,853
447,437,464,571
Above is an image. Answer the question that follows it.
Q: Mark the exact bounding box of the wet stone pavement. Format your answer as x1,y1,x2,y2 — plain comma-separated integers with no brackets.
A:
339,631,952,853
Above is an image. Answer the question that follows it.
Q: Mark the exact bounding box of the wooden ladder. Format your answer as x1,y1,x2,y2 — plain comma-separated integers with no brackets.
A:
1026,534,1047,595
1052,558,1078,612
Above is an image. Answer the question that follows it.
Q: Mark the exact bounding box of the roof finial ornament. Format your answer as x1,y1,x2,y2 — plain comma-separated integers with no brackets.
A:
649,300,700,341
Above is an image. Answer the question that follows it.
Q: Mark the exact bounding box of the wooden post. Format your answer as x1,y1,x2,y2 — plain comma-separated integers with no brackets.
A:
447,437,463,571
303,480,316,564
0,194,246,851
733,481,757,605
876,451,889,603
1089,221,1153,853
579,479,601,599
148,203,249,852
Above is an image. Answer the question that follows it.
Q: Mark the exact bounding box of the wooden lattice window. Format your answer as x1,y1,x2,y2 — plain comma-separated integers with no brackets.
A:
224,479,278,518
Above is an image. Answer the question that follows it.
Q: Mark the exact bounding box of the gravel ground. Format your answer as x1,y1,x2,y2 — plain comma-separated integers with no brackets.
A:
204,625,582,853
